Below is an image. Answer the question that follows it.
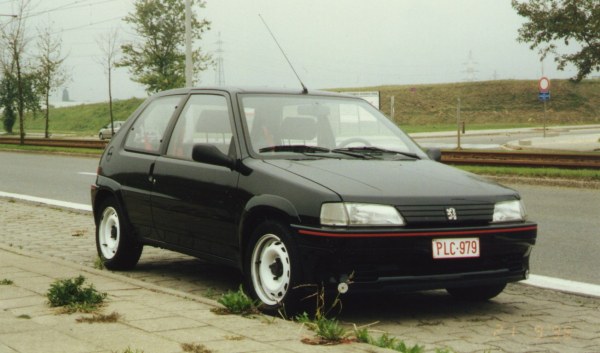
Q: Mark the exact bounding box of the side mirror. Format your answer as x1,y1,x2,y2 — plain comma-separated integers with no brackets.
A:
191,144,253,176
425,148,442,162
192,144,235,169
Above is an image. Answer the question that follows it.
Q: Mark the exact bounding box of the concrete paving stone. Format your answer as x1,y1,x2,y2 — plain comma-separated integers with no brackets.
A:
157,326,236,343
175,308,222,322
0,285,36,300
485,340,549,353
103,300,170,321
9,275,54,295
127,315,206,333
0,343,17,353
234,320,309,342
0,294,45,311
195,338,281,353
66,326,181,353
0,329,99,353
0,314,45,335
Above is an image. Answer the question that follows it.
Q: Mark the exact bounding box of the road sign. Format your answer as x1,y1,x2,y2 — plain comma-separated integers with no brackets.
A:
539,92,550,101
538,77,551,93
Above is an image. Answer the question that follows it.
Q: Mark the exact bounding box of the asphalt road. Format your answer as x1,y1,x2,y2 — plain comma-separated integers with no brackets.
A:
0,151,598,285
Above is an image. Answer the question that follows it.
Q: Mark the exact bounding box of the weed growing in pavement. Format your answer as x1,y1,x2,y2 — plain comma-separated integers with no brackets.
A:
353,325,425,353
46,275,107,313
181,343,214,353
71,229,86,237
93,257,105,270
0,279,14,285
17,314,31,319
76,311,120,324
295,286,352,344
213,285,259,316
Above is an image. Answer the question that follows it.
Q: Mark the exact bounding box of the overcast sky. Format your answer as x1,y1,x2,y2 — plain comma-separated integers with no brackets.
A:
0,0,584,103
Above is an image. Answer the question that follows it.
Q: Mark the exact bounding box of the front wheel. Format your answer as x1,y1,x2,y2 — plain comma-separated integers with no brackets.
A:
446,283,507,301
245,221,305,315
95,197,142,270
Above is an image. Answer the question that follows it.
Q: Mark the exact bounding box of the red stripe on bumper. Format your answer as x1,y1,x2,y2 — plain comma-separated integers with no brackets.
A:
298,225,537,238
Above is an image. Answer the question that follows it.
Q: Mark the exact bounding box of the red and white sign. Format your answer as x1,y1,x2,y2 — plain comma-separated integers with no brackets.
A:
538,77,551,93
432,238,480,259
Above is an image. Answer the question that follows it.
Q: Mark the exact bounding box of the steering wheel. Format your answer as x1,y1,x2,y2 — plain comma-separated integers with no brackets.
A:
336,137,372,148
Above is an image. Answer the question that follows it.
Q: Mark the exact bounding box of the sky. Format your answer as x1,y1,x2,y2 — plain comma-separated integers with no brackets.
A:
0,0,585,104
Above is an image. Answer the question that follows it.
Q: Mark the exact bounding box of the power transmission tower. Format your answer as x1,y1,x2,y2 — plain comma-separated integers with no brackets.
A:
462,50,478,82
214,32,225,86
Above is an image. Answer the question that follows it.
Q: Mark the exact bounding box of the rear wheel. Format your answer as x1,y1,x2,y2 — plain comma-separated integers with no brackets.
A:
446,283,506,301
245,220,305,315
95,197,142,270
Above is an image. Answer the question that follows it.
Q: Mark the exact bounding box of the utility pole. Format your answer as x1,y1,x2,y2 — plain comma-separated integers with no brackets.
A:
456,98,462,150
184,0,193,87
215,32,225,85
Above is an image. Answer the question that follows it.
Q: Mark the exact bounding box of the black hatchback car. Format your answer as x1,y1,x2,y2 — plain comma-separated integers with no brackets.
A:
92,87,537,313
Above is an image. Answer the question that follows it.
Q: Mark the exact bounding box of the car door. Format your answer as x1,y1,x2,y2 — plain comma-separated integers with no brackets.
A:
118,94,183,239
151,93,241,262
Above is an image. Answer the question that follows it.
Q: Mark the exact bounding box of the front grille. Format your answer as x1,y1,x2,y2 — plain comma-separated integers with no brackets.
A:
396,203,494,226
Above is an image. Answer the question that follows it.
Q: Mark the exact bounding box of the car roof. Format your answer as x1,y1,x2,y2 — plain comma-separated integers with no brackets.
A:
152,86,357,99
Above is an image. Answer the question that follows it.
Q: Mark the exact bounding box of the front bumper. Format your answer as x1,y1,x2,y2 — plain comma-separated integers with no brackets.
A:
291,222,537,293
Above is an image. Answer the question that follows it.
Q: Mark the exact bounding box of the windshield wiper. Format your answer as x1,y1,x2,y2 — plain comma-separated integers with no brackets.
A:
259,145,331,153
332,146,420,160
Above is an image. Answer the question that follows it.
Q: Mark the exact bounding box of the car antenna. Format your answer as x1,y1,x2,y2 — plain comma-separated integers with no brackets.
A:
259,14,308,94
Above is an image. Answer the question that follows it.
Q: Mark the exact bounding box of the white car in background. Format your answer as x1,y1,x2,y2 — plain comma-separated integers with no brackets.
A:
98,121,125,140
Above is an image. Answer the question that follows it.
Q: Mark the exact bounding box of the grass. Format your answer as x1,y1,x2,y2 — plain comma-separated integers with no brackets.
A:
336,79,600,127
0,279,14,285
46,275,107,313
24,97,143,137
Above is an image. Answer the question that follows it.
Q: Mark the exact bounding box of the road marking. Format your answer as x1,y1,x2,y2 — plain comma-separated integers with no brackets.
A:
78,172,97,176
0,191,92,212
1,191,599,298
523,274,600,298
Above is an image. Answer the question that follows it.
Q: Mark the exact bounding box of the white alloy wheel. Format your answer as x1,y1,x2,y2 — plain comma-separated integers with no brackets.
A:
250,233,291,306
98,206,120,260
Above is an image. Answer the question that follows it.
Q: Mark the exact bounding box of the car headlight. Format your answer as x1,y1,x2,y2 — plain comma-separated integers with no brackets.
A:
320,203,405,226
492,200,526,223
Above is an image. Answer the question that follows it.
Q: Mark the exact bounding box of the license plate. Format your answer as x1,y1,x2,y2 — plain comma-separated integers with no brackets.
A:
432,238,480,259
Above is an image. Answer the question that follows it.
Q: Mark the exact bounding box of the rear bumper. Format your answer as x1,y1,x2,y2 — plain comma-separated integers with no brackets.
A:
291,222,536,292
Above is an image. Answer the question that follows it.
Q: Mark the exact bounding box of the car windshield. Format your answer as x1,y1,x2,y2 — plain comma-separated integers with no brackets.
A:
240,94,423,159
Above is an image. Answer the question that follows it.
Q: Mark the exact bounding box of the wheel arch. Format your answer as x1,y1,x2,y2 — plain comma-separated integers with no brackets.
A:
238,195,300,272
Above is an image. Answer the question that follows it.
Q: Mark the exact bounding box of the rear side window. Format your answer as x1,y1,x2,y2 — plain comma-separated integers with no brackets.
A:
124,95,182,153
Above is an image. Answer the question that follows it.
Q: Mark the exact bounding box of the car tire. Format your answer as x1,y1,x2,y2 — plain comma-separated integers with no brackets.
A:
446,283,507,301
95,197,143,270
245,220,305,315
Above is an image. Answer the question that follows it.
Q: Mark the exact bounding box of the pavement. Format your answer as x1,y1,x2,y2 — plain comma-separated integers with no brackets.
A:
2,197,600,353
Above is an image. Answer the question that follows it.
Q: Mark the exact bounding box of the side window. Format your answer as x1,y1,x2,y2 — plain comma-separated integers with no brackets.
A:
167,95,233,160
124,95,182,153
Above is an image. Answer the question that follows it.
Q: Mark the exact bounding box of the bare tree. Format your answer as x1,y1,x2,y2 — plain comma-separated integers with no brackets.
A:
0,0,37,144
36,24,68,138
96,28,120,135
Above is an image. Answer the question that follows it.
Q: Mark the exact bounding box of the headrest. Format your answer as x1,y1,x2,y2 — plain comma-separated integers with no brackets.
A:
196,110,230,133
279,116,317,140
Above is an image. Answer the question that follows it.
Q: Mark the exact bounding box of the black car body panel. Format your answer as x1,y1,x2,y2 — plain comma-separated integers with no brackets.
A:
92,87,537,303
